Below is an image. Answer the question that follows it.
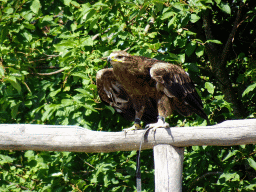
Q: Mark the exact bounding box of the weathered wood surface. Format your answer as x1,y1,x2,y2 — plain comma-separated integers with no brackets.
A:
154,145,184,192
0,119,256,152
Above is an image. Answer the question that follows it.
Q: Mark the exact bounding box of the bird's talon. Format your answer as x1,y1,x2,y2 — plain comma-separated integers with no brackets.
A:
123,123,142,133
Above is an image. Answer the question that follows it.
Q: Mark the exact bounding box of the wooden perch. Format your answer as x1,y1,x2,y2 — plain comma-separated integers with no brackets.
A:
0,119,256,152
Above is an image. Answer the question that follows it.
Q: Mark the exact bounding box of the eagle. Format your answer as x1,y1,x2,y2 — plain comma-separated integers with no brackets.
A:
96,51,208,132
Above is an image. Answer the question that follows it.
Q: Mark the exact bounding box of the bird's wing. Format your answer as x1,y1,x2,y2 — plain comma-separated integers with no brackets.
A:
96,68,158,124
96,68,135,121
150,62,208,120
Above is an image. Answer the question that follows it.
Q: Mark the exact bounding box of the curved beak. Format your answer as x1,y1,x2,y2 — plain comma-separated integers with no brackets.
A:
107,56,111,64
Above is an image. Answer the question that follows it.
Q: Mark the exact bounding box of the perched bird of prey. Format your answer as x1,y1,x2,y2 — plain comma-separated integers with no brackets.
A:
96,51,208,131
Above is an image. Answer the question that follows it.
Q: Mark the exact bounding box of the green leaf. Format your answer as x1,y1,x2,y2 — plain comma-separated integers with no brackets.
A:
42,15,53,22
80,36,93,47
23,31,32,42
222,150,239,161
11,102,20,119
82,9,96,22
0,65,4,77
49,88,61,97
0,154,14,164
206,39,222,44
148,32,157,38
218,173,240,183
161,11,175,20
218,2,231,14
75,88,92,96
205,82,214,94
61,99,74,106
242,83,256,97
71,22,77,32
30,0,41,14
25,100,32,108
21,11,33,21
71,1,80,7
24,23,35,30
185,42,197,57
168,16,177,28
177,53,185,63
245,184,256,190
0,26,8,43
106,106,115,114
24,150,35,159
248,158,256,170
190,14,200,23
63,0,72,6
7,77,21,94
4,7,13,14
183,63,199,72
93,2,108,7
42,105,56,121
71,72,89,79
195,45,204,57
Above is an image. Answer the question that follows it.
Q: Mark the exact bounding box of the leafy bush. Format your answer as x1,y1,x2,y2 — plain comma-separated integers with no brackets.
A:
0,0,256,191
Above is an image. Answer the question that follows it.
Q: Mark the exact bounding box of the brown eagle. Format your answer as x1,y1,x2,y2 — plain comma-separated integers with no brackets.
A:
96,51,208,131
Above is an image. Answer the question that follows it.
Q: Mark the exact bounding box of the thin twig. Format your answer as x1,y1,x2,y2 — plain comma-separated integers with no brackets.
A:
23,82,31,93
92,29,110,41
36,69,65,76
189,171,223,190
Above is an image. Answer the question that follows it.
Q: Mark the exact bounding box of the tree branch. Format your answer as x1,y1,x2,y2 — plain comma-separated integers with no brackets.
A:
202,7,247,118
144,17,155,34
220,2,244,67
202,10,218,53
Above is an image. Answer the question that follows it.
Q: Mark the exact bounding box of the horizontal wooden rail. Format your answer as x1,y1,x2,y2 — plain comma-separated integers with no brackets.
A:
0,119,256,152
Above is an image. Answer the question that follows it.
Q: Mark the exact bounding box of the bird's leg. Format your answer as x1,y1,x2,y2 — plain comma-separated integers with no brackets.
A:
145,115,169,131
145,94,170,131
123,103,145,134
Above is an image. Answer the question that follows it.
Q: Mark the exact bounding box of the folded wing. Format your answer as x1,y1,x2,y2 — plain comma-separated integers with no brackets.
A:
150,63,208,120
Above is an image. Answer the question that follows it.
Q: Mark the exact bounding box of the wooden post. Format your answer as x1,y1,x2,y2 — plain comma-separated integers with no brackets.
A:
154,145,184,192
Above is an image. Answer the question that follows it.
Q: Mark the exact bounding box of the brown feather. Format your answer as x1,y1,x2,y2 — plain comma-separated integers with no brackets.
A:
96,68,158,124
96,51,208,126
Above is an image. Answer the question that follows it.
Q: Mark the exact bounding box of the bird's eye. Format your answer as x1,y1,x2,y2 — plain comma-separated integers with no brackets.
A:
117,56,123,59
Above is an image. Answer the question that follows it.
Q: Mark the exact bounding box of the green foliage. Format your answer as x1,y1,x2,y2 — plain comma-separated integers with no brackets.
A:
0,0,256,191
183,145,256,191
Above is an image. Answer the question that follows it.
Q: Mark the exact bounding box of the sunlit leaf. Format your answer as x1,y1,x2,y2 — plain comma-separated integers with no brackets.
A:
0,154,14,164
195,45,204,57
242,83,256,97
0,65,5,77
191,14,200,23
205,82,214,94
218,2,231,14
248,158,256,170
30,0,41,14
206,39,222,44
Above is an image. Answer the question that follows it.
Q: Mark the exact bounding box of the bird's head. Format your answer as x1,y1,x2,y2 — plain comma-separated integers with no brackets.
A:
107,51,131,67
